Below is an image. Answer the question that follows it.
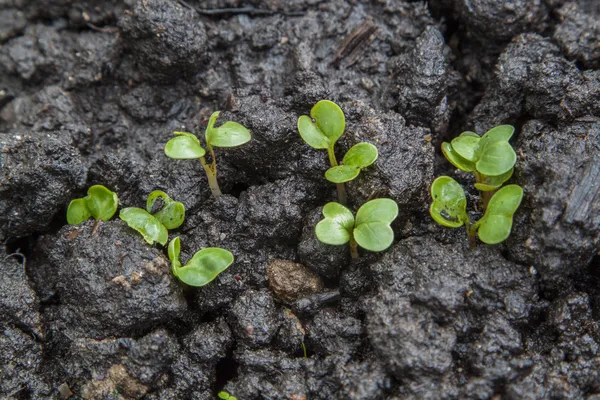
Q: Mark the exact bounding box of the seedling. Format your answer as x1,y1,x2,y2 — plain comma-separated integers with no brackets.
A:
430,176,523,247
119,191,185,246
168,237,234,287
67,185,118,225
441,125,516,209
164,111,251,197
315,198,398,258
217,391,238,400
325,142,378,183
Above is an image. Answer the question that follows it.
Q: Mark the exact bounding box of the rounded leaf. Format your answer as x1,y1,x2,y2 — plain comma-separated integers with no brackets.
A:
206,111,251,148
168,237,181,271
164,133,206,159
476,141,516,176
322,202,355,230
474,168,514,192
477,184,523,244
310,100,345,144
146,190,170,214
175,247,234,287
325,165,360,183
86,185,119,221
482,125,514,143
441,142,475,172
342,142,378,168
354,221,394,252
297,115,329,149
119,207,168,246
315,202,354,245
153,202,185,230
66,198,92,225
451,135,480,162
429,176,467,228
355,198,398,226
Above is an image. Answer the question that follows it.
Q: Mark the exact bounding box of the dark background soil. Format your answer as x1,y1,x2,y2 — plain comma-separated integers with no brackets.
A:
1,0,600,399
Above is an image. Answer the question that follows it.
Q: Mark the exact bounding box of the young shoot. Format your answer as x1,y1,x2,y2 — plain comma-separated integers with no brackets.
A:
298,100,348,204
325,142,378,183
164,111,251,197
315,198,398,258
441,125,517,209
146,190,185,229
168,237,234,287
217,391,238,400
430,176,523,248
67,185,118,228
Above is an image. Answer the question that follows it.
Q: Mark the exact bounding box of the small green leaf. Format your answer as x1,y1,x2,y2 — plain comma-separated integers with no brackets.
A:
146,190,185,230
429,176,468,228
441,142,475,172
168,237,181,271
460,131,480,138
325,165,360,183
297,100,345,149
342,142,378,168
205,111,251,148
119,207,168,246
175,248,234,287
354,222,395,252
315,202,354,245
86,185,119,221
66,198,92,225
474,168,514,192
477,184,523,244
355,198,398,226
476,141,516,176
451,135,480,162
481,125,515,143
217,392,229,400
297,116,329,149
164,132,206,159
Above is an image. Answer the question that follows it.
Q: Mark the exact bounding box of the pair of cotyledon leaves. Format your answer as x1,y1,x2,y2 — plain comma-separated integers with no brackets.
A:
119,190,185,246
430,176,523,244
298,100,378,183
67,185,119,225
316,198,398,252
164,111,251,159
168,237,234,287
442,125,517,191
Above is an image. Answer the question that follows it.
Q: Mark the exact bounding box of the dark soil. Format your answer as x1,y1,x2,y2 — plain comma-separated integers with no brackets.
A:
1,0,600,399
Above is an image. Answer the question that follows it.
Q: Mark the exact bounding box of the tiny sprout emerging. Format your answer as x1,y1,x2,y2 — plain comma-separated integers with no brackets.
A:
325,142,378,183
168,237,234,287
67,185,118,225
164,111,251,197
430,176,523,247
298,100,348,204
217,391,238,400
146,190,185,230
315,198,398,258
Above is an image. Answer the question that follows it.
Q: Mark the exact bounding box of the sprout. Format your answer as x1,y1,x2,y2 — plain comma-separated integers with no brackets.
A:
168,237,234,287
217,391,238,400
119,191,186,246
325,142,378,183
429,176,523,247
315,198,398,258
441,125,517,209
67,185,118,226
164,111,251,197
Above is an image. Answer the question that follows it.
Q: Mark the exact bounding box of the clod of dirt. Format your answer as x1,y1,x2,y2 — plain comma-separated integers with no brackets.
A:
184,318,233,365
554,2,600,69
0,131,86,240
81,364,148,400
274,308,305,354
306,308,362,356
267,259,324,301
228,289,281,349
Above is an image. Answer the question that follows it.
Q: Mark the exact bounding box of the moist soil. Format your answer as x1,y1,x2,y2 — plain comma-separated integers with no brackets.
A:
1,0,600,399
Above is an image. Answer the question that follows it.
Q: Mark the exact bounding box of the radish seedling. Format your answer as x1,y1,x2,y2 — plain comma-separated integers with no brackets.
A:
429,176,523,247
325,142,378,183
168,237,234,287
67,185,118,225
315,198,398,258
164,111,251,197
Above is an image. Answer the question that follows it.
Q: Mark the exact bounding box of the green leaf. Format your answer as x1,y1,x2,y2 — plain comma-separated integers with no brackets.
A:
297,100,345,149
164,132,206,159
429,176,467,228
146,190,185,230
66,198,92,225
441,142,475,172
119,207,168,246
205,111,251,148
325,165,360,183
353,221,395,252
476,141,516,176
217,392,229,400
342,142,378,168
86,185,119,221
477,184,523,244
315,202,354,245
168,237,181,271
451,135,480,162
474,168,514,192
481,125,515,143
297,116,329,149
460,131,480,138
355,198,398,226
175,247,234,287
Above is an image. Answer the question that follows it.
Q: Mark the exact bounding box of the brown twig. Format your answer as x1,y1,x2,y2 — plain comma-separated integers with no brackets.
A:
332,17,380,68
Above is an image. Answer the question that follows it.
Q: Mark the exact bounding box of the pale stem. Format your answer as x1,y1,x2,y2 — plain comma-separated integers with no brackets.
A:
474,171,494,212
200,155,222,197
464,217,480,250
327,146,347,205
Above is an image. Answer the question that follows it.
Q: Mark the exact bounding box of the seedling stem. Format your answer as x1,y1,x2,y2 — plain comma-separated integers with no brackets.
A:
474,171,493,211
200,146,222,197
349,236,359,258
327,146,347,205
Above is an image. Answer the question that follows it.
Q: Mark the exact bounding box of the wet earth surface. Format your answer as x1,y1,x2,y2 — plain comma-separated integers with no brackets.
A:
1,0,600,399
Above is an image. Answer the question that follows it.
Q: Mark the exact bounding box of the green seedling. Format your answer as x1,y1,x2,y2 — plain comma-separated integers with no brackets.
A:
315,198,398,258
146,190,185,229
164,111,251,197
217,391,237,400
168,237,234,287
325,142,378,183
67,185,119,226
441,125,517,209
430,176,523,247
